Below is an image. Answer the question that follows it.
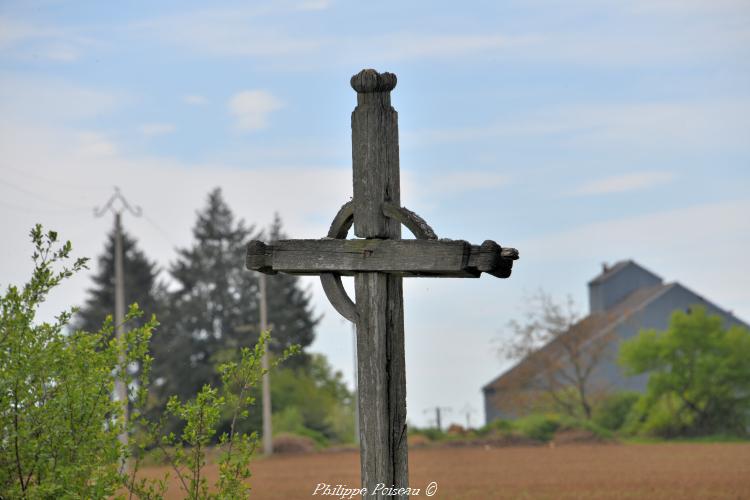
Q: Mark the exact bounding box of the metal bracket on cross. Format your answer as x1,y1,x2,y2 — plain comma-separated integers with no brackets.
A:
246,200,519,323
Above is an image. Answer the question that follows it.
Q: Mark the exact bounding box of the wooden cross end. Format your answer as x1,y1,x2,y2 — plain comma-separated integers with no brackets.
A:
246,238,518,278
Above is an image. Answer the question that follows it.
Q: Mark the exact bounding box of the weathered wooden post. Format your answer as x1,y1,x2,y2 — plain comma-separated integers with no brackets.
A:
350,70,408,496
246,69,519,498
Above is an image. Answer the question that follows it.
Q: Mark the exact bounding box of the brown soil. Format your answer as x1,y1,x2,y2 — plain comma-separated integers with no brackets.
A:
137,443,750,499
551,429,611,446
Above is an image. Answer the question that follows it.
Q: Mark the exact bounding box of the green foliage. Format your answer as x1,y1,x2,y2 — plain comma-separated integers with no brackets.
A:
0,225,156,498
129,331,299,499
270,353,355,444
408,427,447,442
619,307,750,437
592,391,640,431
480,414,612,443
152,190,318,432
74,223,165,335
515,414,562,442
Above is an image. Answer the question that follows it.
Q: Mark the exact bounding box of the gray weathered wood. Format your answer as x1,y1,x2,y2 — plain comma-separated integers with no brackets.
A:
352,70,400,239
243,68,520,499
320,201,358,322
246,238,518,278
382,202,437,240
351,69,408,499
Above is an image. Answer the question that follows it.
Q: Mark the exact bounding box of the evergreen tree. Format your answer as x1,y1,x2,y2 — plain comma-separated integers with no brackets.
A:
74,222,164,333
264,212,320,368
153,189,318,405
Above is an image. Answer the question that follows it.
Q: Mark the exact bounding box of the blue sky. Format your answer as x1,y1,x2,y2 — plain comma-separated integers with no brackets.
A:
1,0,749,428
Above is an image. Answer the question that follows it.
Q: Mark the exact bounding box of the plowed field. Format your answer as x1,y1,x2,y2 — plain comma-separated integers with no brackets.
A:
137,443,750,499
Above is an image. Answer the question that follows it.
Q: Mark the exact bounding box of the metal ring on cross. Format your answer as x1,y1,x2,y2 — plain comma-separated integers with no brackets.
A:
320,201,438,323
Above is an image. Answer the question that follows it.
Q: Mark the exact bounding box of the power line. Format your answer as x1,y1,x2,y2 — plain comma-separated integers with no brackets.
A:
0,178,91,212
1,164,109,192
142,213,179,248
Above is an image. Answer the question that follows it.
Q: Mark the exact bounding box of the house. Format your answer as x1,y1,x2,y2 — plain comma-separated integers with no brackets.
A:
482,260,749,423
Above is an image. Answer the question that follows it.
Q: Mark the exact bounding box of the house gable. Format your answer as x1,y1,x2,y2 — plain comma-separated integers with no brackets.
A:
588,260,663,314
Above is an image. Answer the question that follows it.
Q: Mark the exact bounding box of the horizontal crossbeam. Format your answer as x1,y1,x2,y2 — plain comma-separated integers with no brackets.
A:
246,238,518,278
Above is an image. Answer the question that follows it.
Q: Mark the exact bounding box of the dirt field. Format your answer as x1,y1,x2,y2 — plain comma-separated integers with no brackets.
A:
138,443,750,499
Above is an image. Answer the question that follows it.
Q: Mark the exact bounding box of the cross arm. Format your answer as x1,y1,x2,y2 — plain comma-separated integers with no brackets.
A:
246,238,518,278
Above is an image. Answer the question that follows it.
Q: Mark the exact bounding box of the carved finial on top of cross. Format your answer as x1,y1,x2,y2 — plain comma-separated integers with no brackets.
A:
351,69,397,94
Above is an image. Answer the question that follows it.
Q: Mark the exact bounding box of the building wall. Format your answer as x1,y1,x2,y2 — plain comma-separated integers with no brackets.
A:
589,262,662,313
594,284,748,393
484,282,749,424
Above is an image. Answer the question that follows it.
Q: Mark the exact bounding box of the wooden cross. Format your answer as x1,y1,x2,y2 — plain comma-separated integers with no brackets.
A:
246,69,519,498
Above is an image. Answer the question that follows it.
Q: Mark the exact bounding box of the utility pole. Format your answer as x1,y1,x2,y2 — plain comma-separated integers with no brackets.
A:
94,187,141,467
460,403,476,429
259,273,273,455
424,406,452,432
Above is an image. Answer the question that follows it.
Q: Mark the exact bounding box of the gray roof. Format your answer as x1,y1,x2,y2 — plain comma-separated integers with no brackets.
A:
587,259,663,286
483,282,672,392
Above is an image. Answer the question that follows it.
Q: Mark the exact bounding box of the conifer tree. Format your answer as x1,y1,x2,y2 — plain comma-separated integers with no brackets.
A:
75,223,164,333
264,212,320,368
152,189,319,404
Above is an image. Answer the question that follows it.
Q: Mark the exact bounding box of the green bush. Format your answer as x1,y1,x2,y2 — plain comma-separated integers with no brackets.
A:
0,226,155,498
480,413,613,443
271,354,355,444
409,427,446,442
619,307,750,437
593,392,640,431
515,414,561,442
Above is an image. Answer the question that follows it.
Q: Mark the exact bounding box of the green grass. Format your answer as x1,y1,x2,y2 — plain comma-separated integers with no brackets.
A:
623,434,750,444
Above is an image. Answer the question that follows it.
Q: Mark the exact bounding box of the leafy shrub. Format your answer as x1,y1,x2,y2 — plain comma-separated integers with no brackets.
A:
0,226,155,498
515,414,561,441
593,392,640,431
480,413,613,443
416,427,447,442
128,332,299,498
272,433,317,454
619,307,750,437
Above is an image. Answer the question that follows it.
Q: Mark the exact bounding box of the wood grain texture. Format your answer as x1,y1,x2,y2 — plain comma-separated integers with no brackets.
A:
320,201,358,322
320,273,357,323
382,202,437,240
351,71,400,239
246,238,519,279
351,68,408,499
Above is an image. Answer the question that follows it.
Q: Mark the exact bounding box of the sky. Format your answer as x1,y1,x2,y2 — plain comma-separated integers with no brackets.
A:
1,0,749,429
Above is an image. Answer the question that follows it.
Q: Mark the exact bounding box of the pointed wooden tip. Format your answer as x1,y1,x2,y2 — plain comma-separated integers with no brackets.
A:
246,240,276,275
351,69,397,93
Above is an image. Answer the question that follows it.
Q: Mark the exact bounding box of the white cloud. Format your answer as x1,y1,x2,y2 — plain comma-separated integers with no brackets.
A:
296,0,333,11
75,132,118,158
426,171,510,196
228,90,283,131
0,16,90,62
0,17,51,49
408,99,750,152
0,74,121,122
139,123,176,137
356,33,537,62
132,7,325,58
571,171,675,196
520,199,750,319
183,94,207,105
42,44,79,62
